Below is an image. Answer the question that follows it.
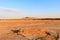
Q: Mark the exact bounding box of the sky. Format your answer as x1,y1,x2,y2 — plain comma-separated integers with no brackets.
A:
0,0,60,19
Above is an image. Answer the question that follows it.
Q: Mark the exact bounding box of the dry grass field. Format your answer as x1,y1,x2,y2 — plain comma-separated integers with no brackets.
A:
0,17,60,40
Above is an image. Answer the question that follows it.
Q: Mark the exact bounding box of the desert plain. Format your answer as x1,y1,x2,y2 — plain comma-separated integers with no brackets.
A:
0,17,60,40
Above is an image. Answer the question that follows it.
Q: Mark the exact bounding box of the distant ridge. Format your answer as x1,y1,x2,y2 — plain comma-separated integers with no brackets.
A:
38,18,60,20
0,17,60,20
22,17,60,20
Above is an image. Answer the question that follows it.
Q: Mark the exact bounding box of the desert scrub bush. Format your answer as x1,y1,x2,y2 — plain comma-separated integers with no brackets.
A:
32,31,59,40
45,31,59,40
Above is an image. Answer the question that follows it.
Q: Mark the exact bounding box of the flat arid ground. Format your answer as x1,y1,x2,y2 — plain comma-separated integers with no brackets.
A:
0,17,60,40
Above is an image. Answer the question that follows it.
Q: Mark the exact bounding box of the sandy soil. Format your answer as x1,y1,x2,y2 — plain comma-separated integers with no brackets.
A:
0,18,60,40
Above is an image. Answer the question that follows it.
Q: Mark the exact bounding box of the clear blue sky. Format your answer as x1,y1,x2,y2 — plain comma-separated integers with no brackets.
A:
0,0,60,18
